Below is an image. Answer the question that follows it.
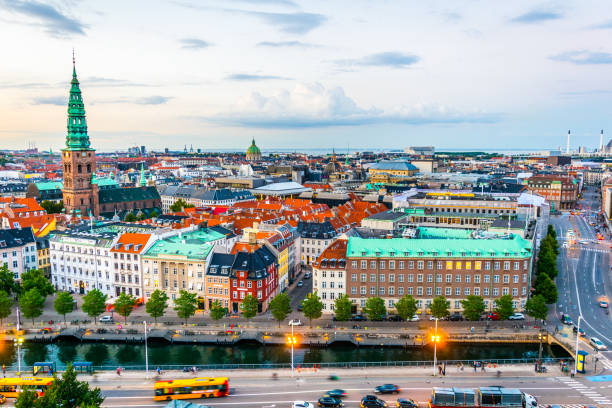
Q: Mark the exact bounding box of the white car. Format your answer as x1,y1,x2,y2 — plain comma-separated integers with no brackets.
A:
288,319,303,326
409,315,419,322
508,313,525,320
590,337,608,351
99,315,113,323
292,401,313,408
523,393,537,407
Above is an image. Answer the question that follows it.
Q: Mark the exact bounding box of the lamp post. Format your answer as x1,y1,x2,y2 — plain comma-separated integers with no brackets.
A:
144,320,149,378
432,317,439,376
287,324,297,377
16,305,22,377
574,315,582,375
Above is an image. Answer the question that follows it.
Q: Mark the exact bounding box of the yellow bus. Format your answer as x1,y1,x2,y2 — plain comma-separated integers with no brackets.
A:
0,377,54,398
153,377,229,401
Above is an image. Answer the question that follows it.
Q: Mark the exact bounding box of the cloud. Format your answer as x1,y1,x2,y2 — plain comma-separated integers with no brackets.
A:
134,96,172,105
203,83,499,128
510,9,563,24
257,40,318,48
227,0,297,6
550,50,612,65
0,81,53,89
590,20,612,29
84,77,151,87
179,38,211,49
336,52,420,69
245,11,326,34
31,96,65,105
1,0,87,36
226,73,292,81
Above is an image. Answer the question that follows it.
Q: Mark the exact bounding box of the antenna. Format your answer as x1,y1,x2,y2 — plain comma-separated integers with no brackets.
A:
72,48,75,66
600,129,604,152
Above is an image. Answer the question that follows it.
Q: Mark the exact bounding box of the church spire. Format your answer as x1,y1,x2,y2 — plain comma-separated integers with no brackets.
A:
140,163,146,187
65,51,90,150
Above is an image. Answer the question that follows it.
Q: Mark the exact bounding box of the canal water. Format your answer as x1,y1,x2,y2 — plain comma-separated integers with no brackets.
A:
0,341,569,370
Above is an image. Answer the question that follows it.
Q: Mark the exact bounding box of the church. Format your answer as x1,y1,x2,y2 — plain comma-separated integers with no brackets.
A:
60,59,161,218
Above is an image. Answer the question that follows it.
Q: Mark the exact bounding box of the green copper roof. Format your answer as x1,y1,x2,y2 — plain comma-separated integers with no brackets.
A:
143,228,225,260
417,227,474,239
247,138,261,155
346,234,532,259
35,181,64,191
64,60,91,150
140,163,146,187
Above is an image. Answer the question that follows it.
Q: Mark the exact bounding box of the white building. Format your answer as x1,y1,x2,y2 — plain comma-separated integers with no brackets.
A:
0,227,37,280
311,239,347,313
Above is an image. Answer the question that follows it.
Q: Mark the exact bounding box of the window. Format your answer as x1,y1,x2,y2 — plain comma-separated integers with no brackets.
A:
379,261,385,269
370,274,376,282
426,287,432,296
351,273,357,282
455,274,461,283
522,273,527,283
502,287,509,296
484,262,491,270
427,274,433,283
512,288,518,296
503,275,509,283
360,286,366,295
446,274,452,283
389,261,395,269
427,261,433,270
493,288,499,296
474,287,480,296
389,274,395,282
436,274,442,283
408,261,414,269
379,287,385,295
361,260,367,269
445,287,451,296
351,261,357,269
361,273,366,282
504,261,510,270
494,262,500,270
437,261,443,270
455,261,462,270
483,288,489,296
464,287,470,295
399,261,405,269
484,275,490,283
446,261,453,270
370,261,376,269
351,287,357,294
474,274,480,283
417,274,423,283
493,275,500,283
455,287,461,296
379,274,385,282
417,261,424,270
389,286,395,295
435,287,442,295
513,262,520,270
417,287,423,295
465,262,471,270
370,287,376,295
475,261,481,270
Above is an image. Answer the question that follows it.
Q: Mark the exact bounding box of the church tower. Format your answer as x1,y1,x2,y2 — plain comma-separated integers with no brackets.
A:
62,55,99,216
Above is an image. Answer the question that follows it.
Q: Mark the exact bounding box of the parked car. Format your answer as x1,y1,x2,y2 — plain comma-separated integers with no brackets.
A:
297,281,304,287
449,313,463,321
508,313,525,320
288,319,303,326
561,314,573,325
99,315,113,323
523,393,537,407
572,325,586,337
360,395,388,407
396,398,418,408
293,402,314,408
387,315,404,322
304,272,312,279
351,315,367,321
326,389,347,399
487,312,499,321
590,337,608,351
318,396,343,407
408,315,419,322
374,384,400,394
599,300,609,308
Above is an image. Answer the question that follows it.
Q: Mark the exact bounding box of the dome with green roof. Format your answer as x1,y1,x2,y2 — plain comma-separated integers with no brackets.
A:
246,138,262,161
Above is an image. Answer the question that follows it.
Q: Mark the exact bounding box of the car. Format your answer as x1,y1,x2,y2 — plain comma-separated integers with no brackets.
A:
523,392,537,407
600,301,609,308
579,240,589,245
326,389,347,399
293,402,314,408
408,315,419,322
360,395,388,408
561,314,573,325
318,396,343,407
487,312,499,321
288,319,303,326
374,384,400,394
590,337,608,351
509,313,525,320
304,273,312,279
99,315,113,323
449,313,463,321
297,281,304,287
298,304,303,311
572,325,586,337
228,312,241,318
351,315,367,321
396,398,418,408
387,315,404,322
0,395,5,404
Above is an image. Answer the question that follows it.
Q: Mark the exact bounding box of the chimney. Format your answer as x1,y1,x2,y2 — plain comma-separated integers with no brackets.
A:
566,129,571,155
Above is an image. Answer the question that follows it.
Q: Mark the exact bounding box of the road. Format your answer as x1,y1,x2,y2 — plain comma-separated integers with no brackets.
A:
552,185,612,369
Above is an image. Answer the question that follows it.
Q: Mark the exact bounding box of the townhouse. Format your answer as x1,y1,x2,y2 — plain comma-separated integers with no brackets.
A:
0,227,37,280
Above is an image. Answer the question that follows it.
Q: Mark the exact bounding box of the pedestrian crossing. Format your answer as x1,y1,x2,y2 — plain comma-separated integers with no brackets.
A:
557,376,612,405
598,356,612,371
579,247,610,254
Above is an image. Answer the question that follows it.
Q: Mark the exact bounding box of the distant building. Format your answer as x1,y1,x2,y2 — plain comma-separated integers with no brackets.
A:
404,146,435,156
246,139,262,161
368,161,418,183
526,175,578,211
0,227,37,280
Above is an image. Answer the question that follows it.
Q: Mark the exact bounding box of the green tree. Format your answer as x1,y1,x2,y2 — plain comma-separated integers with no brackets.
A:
21,269,55,297
81,289,107,325
0,264,17,295
145,289,168,324
150,209,159,218
16,363,104,407
495,294,515,320
430,295,450,319
240,294,259,321
124,212,137,222
301,293,323,328
394,294,418,321
173,290,197,325
536,250,558,279
0,290,13,326
268,293,292,327
114,292,136,324
363,297,387,321
209,300,226,321
461,295,486,321
170,199,194,212
534,273,558,304
525,295,548,321
40,200,64,214
333,294,353,321
547,224,556,239
15,388,38,408
20,288,45,325
53,291,74,324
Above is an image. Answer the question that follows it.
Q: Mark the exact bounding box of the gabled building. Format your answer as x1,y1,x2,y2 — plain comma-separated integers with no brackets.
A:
230,243,278,313
0,227,37,280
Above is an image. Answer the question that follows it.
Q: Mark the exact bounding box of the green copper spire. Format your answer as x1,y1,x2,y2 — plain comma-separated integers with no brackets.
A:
140,163,146,186
65,53,91,150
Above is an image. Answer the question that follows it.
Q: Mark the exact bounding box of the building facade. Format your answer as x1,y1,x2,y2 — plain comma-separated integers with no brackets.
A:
0,228,37,280
526,175,578,211
312,239,347,312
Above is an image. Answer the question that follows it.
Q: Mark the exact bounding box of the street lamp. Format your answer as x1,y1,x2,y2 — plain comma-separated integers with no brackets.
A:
144,320,149,378
13,337,23,377
286,325,298,377
432,317,440,376
574,316,582,375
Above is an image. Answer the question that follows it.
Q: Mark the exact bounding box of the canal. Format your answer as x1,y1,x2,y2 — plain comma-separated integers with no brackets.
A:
0,340,570,370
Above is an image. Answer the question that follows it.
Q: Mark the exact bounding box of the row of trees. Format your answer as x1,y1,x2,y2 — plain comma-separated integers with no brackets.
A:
0,265,55,326
169,198,194,213
124,210,158,222
531,225,559,305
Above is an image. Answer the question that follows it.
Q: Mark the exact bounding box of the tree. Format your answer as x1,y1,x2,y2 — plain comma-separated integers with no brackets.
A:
173,290,197,325
333,294,353,321
0,264,16,295
547,224,556,239
170,199,194,212
240,294,259,321
534,273,558,304
268,293,292,327
363,297,387,321
209,300,226,321
19,288,45,325
525,295,548,321
461,295,486,321
124,212,137,222
301,293,323,328
16,363,104,407
0,290,13,326
81,289,107,324
430,295,450,319
145,289,168,324
40,200,64,214
15,389,38,408
21,269,55,297
53,291,74,324
114,292,136,324
150,209,159,218
495,294,515,320
394,294,418,321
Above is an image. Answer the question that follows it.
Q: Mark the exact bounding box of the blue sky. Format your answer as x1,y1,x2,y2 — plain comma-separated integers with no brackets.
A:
1,0,611,152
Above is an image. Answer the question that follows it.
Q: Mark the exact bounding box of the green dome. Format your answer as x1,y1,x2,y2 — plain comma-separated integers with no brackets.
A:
247,138,261,155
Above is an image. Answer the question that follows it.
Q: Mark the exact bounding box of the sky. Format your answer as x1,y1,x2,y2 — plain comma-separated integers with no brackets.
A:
1,0,612,152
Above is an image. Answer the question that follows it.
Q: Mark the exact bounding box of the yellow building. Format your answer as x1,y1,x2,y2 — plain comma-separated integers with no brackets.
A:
36,237,51,278
368,160,418,181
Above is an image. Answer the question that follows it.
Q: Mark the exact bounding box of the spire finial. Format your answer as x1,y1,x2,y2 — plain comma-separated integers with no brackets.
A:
72,48,77,79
